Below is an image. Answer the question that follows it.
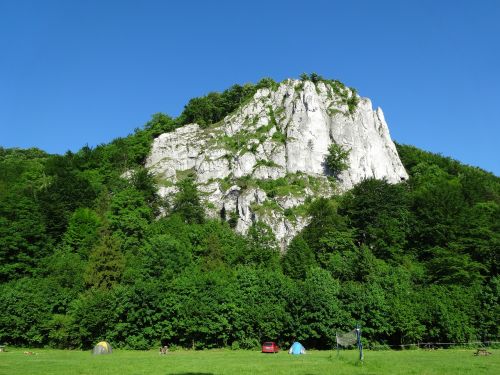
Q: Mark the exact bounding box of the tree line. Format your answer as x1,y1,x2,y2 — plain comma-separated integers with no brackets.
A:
0,79,498,349
0,140,497,350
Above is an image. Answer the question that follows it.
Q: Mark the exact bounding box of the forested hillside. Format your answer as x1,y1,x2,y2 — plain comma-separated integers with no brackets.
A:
0,79,498,350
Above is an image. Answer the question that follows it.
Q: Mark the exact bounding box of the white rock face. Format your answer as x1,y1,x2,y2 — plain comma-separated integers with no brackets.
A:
145,79,408,247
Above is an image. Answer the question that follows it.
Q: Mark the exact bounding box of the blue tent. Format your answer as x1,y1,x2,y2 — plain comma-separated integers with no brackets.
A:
289,341,306,355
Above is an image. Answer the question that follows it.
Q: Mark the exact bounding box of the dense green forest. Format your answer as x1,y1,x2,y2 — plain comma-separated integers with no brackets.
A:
0,78,498,350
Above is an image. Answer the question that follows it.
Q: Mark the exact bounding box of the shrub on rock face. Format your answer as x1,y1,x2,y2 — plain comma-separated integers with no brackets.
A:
325,143,350,177
172,176,205,224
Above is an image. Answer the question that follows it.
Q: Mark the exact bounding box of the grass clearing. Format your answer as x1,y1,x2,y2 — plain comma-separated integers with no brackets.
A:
0,348,498,375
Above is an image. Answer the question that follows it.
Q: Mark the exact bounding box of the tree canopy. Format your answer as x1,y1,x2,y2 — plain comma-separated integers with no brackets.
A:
0,89,498,351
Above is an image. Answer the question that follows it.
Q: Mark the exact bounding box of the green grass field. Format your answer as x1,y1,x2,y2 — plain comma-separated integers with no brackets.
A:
0,348,498,375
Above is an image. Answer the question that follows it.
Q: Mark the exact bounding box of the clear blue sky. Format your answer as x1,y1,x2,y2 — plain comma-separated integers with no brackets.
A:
1,0,499,175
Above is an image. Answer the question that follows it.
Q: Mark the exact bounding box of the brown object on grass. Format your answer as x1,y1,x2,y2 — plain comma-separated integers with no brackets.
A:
474,349,492,356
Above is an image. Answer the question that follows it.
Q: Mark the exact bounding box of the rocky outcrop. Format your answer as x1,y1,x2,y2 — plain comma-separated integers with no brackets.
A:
145,79,408,248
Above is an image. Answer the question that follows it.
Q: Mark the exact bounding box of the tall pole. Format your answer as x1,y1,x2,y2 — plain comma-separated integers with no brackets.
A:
356,324,364,362
336,331,339,357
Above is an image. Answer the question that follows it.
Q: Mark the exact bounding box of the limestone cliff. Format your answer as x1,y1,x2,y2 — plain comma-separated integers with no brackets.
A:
145,79,408,247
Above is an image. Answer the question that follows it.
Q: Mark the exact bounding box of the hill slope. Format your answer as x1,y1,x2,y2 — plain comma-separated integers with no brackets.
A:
1,75,498,351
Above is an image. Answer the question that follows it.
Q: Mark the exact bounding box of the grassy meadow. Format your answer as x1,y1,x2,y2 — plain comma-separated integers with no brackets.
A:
0,348,498,375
